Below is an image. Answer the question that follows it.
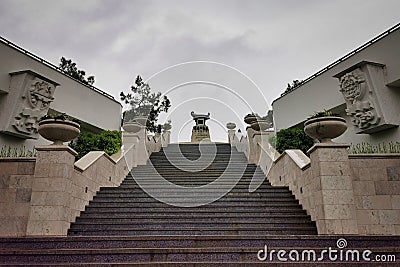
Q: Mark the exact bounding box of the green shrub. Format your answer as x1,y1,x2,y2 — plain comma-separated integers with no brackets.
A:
276,128,314,154
0,145,36,157
69,130,122,159
350,141,400,154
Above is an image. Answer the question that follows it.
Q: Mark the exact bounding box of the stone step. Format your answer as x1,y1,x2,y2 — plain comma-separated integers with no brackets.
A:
82,206,308,213
94,192,294,198
84,201,303,208
80,209,308,216
115,184,285,189
68,226,318,236
69,221,316,231
75,213,312,221
2,235,399,250
98,188,290,193
89,198,298,204
70,220,315,229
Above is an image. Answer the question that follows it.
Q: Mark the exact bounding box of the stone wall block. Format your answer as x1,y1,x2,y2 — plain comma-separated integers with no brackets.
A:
324,204,355,220
319,161,350,176
341,220,359,234
352,181,375,196
320,175,353,190
15,188,32,203
375,181,400,195
378,210,400,225
356,210,380,225
324,220,343,234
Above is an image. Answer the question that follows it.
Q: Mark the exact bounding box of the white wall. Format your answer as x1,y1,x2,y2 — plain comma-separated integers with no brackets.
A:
0,39,122,148
272,26,400,145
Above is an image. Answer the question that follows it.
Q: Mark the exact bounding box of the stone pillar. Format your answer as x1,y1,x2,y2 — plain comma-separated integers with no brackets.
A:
162,130,171,147
228,129,235,144
26,145,77,236
122,132,139,168
247,127,259,164
308,143,358,235
124,126,148,166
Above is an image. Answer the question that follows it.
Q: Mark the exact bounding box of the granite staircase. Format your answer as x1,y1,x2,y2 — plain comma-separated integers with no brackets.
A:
1,144,399,265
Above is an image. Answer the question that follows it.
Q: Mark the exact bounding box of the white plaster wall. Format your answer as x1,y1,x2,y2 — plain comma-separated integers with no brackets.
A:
0,40,121,147
272,27,400,145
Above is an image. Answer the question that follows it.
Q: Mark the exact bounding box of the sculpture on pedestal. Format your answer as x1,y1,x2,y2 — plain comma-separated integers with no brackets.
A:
190,111,211,143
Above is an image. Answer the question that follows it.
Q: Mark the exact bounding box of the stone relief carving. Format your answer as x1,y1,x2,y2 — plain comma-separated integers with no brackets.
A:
339,68,380,129
13,78,56,135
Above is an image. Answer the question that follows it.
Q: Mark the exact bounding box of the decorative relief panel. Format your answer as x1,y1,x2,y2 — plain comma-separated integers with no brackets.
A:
339,68,380,130
13,78,56,135
335,61,397,134
0,71,58,139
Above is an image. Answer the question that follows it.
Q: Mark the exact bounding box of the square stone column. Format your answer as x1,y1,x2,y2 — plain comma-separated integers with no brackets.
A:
26,145,77,236
227,129,235,144
123,126,148,166
247,127,258,164
162,130,171,147
308,143,358,235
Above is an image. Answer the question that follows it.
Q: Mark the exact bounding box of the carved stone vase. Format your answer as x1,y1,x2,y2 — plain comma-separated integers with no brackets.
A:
250,120,270,131
38,119,80,145
134,115,148,126
244,114,258,125
304,116,347,143
122,122,142,133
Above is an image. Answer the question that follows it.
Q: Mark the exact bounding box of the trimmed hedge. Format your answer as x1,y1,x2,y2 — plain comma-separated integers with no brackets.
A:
275,128,314,155
69,130,122,159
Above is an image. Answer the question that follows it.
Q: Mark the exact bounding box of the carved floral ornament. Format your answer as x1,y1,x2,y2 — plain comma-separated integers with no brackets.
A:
339,68,380,130
13,77,56,135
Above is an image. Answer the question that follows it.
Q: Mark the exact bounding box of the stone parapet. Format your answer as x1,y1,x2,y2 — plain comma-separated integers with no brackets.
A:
230,130,400,235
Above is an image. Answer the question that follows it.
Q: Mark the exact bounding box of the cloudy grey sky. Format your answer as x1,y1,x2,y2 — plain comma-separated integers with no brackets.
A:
1,0,399,142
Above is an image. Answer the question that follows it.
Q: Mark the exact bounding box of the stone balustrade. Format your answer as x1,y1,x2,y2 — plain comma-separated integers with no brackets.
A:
0,128,169,237
229,127,400,235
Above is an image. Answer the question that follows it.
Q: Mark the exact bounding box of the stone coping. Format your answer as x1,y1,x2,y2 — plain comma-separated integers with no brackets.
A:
274,149,311,171
74,151,116,172
348,153,400,159
35,145,78,156
0,157,36,162
74,144,135,172
307,143,351,154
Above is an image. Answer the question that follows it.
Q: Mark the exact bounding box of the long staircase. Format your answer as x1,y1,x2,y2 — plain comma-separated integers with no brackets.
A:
1,143,399,265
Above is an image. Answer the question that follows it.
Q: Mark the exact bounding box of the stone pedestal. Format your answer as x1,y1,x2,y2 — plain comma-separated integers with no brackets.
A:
191,126,210,143
162,130,171,147
308,143,359,235
26,145,77,236
123,126,148,166
228,129,235,144
247,127,258,164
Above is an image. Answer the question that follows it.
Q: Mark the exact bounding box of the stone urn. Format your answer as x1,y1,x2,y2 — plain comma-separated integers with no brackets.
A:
244,114,258,125
122,122,142,133
133,115,148,126
38,119,80,145
163,123,172,131
226,122,236,130
250,120,270,131
304,116,347,143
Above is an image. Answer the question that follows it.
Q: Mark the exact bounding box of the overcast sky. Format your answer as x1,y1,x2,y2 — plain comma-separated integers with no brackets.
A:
1,0,399,142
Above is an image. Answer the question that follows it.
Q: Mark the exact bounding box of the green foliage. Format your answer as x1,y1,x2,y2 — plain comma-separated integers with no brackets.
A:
69,130,122,159
307,109,340,120
59,57,95,85
275,128,314,154
39,112,80,124
281,79,303,96
268,134,276,148
120,75,171,133
350,141,400,154
0,145,36,157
